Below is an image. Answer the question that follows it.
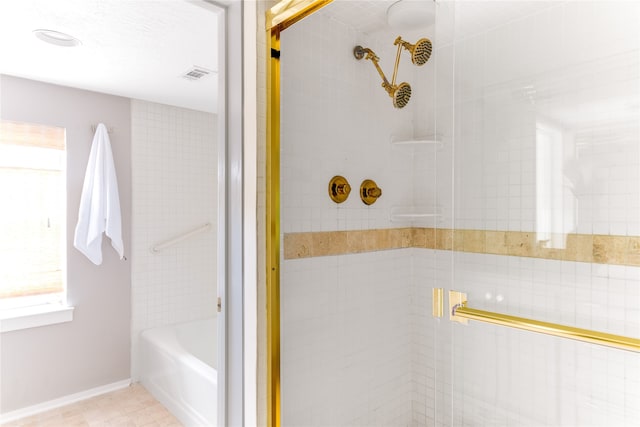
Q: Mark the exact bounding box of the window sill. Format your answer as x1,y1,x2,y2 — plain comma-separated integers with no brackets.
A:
0,303,74,333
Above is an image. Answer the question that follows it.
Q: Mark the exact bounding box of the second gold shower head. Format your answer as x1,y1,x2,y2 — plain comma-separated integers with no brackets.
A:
394,36,432,66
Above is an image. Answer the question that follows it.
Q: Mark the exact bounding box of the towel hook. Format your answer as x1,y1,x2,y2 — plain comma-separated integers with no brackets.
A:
91,124,114,134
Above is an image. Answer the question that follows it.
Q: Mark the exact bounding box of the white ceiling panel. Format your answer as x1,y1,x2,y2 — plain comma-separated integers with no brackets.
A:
0,0,221,113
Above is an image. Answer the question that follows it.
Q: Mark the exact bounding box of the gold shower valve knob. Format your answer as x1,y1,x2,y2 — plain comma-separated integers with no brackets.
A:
366,187,382,198
360,179,382,205
328,175,351,203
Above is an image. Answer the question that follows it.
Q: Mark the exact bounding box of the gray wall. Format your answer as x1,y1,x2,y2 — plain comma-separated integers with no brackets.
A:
0,75,131,413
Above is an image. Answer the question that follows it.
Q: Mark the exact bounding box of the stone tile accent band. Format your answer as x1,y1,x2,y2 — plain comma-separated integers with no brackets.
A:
284,228,640,266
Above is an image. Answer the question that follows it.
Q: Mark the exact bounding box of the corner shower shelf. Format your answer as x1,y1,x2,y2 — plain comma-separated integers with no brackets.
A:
391,137,443,149
390,206,442,222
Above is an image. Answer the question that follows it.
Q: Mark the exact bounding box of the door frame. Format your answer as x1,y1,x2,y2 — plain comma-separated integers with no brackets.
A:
265,2,333,426
211,0,244,425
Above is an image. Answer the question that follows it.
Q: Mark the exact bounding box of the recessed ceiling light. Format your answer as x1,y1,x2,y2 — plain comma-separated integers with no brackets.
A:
33,29,82,47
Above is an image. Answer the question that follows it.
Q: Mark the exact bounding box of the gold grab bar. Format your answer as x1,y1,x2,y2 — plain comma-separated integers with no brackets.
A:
449,291,640,353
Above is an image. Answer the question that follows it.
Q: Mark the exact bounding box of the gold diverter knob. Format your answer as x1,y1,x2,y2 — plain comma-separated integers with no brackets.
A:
360,179,382,205
328,176,351,203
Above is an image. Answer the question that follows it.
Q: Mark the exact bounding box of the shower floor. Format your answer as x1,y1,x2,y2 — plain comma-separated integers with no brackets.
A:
2,383,181,427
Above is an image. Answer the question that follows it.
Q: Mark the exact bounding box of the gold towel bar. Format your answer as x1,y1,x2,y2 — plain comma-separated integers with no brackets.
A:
449,291,640,353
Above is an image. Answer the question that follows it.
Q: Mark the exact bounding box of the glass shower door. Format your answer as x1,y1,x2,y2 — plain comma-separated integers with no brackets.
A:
443,1,640,426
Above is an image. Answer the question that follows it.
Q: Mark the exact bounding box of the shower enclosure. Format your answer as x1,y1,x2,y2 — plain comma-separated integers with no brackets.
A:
269,0,640,425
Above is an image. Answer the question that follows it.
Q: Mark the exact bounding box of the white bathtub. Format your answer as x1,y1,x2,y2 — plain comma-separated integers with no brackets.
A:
139,318,217,426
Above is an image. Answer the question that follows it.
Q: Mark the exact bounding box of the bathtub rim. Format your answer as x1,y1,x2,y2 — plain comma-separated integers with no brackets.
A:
139,317,218,379
139,318,218,426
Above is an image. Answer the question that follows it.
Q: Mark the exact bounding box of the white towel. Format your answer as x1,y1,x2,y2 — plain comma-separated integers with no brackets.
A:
73,123,124,265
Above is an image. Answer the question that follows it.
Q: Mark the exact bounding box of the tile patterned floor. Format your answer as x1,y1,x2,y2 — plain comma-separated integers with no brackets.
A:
2,384,182,427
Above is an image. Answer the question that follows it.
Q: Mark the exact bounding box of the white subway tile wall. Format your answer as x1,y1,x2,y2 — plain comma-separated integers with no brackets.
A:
450,1,640,235
280,10,423,235
426,1,640,425
281,250,413,426
413,250,640,426
280,10,427,426
130,100,217,379
279,1,640,426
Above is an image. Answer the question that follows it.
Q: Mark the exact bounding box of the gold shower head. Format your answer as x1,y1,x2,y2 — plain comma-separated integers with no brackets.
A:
394,36,432,66
389,82,411,109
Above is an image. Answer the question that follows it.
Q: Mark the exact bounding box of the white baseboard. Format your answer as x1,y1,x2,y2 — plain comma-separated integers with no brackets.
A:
0,378,131,424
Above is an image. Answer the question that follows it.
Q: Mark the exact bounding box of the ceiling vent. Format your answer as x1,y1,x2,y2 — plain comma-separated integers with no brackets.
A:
182,66,213,81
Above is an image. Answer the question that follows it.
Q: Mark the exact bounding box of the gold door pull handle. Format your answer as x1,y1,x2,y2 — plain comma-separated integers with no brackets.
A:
360,179,382,205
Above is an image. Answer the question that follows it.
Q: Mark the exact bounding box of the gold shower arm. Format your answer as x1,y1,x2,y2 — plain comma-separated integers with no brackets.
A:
394,35,411,52
356,47,393,94
393,36,409,85
448,291,640,353
390,43,403,86
366,53,392,92
353,44,412,108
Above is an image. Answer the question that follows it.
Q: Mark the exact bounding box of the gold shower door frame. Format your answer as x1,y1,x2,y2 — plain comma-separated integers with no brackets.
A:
265,1,333,426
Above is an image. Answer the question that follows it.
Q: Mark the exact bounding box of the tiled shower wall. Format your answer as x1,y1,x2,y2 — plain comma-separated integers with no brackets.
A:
279,9,430,426
280,1,640,426
130,100,217,379
412,1,640,426
451,2,640,235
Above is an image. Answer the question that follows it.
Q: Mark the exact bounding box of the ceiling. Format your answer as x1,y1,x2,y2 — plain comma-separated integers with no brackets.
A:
319,0,558,39
0,0,221,113
0,0,558,116
318,0,397,34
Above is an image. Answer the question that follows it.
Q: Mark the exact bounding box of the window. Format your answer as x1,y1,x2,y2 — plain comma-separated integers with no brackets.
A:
535,120,576,249
0,120,66,306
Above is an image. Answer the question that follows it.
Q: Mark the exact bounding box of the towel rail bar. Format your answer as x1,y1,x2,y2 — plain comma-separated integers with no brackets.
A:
449,291,640,353
150,223,212,253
